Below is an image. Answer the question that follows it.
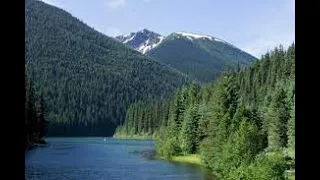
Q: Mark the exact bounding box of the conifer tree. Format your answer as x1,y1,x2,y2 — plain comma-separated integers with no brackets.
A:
38,94,48,139
267,86,290,149
287,95,295,150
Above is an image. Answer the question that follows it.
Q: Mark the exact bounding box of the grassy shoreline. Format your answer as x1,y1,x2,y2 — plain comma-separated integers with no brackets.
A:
156,154,202,166
112,136,202,166
113,134,154,140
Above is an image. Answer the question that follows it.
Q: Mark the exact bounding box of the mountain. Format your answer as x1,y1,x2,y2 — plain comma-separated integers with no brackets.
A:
117,30,257,82
115,29,165,54
25,0,188,136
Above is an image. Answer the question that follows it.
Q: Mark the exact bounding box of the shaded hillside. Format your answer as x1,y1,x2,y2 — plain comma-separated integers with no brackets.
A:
25,0,188,136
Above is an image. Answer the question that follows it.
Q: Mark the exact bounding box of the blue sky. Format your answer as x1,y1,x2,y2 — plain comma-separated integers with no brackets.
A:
41,0,295,58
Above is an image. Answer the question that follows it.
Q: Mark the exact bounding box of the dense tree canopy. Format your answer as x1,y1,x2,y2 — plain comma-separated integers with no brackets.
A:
119,44,295,179
25,72,48,150
25,0,188,136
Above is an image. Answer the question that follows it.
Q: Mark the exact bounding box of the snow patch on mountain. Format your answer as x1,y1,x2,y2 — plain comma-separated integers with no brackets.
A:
115,29,165,54
122,33,132,39
175,32,214,40
174,32,234,47
213,37,231,45
116,29,243,55
138,36,165,54
123,34,136,44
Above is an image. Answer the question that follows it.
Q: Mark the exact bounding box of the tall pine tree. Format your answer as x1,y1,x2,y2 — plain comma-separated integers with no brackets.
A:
267,85,290,149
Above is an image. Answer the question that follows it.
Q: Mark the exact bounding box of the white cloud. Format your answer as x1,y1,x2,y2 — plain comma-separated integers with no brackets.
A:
239,0,295,58
104,0,126,9
104,0,153,9
242,39,276,58
242,33,294,58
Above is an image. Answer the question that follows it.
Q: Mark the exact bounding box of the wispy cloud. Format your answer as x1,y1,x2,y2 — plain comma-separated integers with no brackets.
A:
104,0,153,10
141,0,153,2
242,33,294,58
240,0,295,58
104,0,126,9
243,39,276,58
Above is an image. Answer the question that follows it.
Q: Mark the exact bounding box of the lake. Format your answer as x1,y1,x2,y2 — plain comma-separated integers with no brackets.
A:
25,137,214,180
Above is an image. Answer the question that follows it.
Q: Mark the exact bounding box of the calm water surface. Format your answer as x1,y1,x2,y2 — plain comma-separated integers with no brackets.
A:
25,137,214,180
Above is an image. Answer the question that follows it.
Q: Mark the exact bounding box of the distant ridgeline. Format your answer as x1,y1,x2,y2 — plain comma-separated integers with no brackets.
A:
115,44,295,179
25,0,189,136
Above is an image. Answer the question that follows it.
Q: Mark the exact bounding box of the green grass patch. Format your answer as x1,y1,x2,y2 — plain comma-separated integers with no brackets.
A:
158,154,202,166
113,134,154,140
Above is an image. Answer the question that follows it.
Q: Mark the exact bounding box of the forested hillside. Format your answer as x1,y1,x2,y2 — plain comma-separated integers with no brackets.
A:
25,0,188,136
114,98,171,139
25,72,48,150
117,44,295,179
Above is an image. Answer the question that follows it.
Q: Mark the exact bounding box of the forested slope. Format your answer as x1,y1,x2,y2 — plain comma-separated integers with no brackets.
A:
25,0,188,136
25,72,48,150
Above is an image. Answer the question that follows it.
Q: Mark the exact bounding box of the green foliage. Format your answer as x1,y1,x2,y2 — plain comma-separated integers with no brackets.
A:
200,105,265,178
179,105,201,154
25,0,188,136
38,94,49,138
154,126,167,155
114,98,171,138
154,83,202,156
267,86,290,149
287,95,295,151
162,137,182,158
155,44,294,179
25,73,49,149
231,151,289,180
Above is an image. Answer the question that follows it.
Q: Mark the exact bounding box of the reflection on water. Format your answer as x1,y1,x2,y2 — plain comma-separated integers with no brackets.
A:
25,137,215,180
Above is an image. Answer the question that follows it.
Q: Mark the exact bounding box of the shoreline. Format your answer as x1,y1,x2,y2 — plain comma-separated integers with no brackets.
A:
25,143,38,151
112,136,203,166
112,136,202,166
156,154,202,166
112,134,154,140
25,140,48,151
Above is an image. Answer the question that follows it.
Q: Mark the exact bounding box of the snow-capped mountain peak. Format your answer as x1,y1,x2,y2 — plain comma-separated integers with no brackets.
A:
116,29,242,55
115,29,165,54
173,31,232,45
174,32,214,40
